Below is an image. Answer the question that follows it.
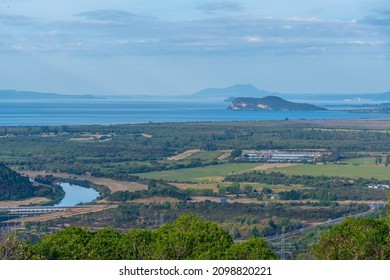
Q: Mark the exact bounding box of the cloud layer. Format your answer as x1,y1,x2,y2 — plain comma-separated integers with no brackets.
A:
1,9,388,57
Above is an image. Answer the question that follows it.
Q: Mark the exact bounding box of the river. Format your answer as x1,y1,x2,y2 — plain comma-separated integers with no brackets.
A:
55,182,100,207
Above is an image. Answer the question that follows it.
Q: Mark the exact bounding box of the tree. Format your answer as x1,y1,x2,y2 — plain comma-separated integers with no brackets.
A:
230,149,242,159
120,230,156,260
86,228,123,260
151,214,233,260
0,232,30,260
312,217,390,260
224,237,277,260
28,214,277,260
32,227,93,260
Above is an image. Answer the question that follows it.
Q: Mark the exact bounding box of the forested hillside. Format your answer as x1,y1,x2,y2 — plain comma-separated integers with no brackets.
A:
0,163,36,200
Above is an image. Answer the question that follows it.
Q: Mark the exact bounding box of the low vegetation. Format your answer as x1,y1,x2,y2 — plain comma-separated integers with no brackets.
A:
1,120,390,259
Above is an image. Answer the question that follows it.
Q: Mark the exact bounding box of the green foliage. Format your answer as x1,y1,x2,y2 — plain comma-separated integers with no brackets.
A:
230,149,242,158
312,217,390,260
120,230,156,260
0,232,31,260
224,237,277,260
32,227,93,260
227,171,387,201
0,163,36,200
29,214,275,260
107,181,190,202
152,214,232,259
86,228,122,260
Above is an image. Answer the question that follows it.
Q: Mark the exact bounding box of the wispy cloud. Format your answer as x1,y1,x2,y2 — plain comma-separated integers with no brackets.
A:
0,9,388,57
197,1,243,14
74,9,154,24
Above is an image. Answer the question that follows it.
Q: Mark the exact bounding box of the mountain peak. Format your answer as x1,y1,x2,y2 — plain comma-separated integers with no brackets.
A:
192,84,275,99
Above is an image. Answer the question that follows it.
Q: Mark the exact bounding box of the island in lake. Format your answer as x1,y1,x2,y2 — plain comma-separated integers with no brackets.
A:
227,96,326,111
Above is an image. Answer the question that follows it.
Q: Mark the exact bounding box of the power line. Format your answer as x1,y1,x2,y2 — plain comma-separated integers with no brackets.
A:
272,229,293,260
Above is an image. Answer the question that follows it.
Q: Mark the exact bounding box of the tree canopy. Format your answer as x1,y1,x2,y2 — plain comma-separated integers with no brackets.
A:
28,214,276,260
312,217,390,260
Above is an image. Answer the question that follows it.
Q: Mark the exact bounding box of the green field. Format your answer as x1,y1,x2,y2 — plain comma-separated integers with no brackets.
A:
133,163,260,182
273,163,390,180
341,157,375,165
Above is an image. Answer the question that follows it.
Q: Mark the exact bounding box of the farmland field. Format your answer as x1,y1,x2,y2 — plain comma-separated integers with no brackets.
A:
133,163,260,182
272,163,390,180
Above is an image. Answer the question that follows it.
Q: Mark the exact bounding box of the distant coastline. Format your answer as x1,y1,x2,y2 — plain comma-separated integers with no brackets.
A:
0,100,389,126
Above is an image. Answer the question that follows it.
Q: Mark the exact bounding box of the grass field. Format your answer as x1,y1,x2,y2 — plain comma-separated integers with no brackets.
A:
133,163,260,182
341,157,375,165
272,163,390,180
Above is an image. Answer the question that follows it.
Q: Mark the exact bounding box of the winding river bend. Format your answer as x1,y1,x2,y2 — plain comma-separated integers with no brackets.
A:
55,182,100,207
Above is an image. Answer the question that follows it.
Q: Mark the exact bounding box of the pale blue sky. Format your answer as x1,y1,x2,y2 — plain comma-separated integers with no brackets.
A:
0,1,389,95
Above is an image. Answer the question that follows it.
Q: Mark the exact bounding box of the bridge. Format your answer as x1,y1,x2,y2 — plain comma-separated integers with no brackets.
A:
0,205,95,215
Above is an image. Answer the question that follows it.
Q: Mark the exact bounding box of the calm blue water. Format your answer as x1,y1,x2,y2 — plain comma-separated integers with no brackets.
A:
0,100,389,126
56,182,100,207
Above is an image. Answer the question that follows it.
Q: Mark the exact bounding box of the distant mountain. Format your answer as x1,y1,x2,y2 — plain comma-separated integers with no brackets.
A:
227,96,326,111
191,84,277,100
0,90,98,100
190,84,390,104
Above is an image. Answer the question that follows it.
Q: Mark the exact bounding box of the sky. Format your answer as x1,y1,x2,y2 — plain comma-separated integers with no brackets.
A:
0,0,389,95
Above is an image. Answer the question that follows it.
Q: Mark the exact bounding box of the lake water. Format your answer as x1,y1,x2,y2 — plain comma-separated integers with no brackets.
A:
55,182,100,207
0,100,389,126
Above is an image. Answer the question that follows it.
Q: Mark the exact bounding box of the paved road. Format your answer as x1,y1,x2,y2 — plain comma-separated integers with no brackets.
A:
264,204,385,242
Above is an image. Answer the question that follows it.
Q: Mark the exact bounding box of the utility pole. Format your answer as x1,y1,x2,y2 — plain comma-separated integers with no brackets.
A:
272,229,293,260
159,213,164,226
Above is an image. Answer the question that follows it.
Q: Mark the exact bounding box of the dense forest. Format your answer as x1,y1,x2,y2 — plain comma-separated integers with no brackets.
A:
0,163,37,200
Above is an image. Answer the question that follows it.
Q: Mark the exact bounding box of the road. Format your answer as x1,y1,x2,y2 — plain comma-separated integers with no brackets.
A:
264,203,385,242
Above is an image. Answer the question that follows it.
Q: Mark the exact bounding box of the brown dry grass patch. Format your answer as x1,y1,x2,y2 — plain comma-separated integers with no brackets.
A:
250,163,297,171
24,171,148,192
168,149,201,161
217,150,233,161
189,196,225,203
0,197,50,207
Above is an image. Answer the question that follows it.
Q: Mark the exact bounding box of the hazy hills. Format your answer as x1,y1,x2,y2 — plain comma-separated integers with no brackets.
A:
0,90,97,100
192,84,277,99
1,85,389,103
191,84,390,103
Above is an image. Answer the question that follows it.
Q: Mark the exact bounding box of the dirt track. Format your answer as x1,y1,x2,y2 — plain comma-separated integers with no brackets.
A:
167,149,201,160
0,197,50,207
249,163,297,171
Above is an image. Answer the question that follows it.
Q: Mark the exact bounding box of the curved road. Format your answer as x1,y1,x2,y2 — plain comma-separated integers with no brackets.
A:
265,203,385,242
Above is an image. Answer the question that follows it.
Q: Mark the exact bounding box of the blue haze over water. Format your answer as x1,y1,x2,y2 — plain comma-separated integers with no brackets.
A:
0,100,389,126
